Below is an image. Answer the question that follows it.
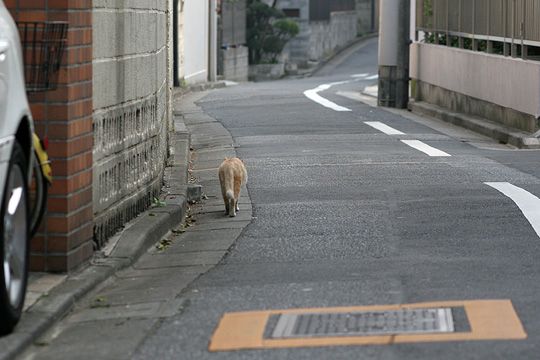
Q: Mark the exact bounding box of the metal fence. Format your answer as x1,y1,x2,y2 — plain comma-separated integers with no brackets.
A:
416,0,540,47
220,0,246,46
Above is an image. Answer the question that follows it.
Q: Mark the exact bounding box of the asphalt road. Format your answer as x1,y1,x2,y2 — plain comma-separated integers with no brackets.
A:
23,37,540,359
136,38,540,359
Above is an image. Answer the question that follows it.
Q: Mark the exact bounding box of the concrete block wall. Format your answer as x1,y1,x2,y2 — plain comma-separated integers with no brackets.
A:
92,1,172,247
6,1,95,272
221,46,249,82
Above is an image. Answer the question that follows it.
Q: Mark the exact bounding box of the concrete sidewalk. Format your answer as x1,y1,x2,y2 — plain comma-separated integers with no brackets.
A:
0,87,247,360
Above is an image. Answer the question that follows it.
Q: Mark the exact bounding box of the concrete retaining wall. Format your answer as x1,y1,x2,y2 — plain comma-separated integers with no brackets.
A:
92,0,172,246
410,42,540,132
249,62,285,81
287,11,358,65
311,11,357,60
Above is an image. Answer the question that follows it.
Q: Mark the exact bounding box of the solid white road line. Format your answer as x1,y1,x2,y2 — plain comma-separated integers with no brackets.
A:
485,182,540,238
401,140,452,157
304,81,353,112
365,74,379,80
365,121,405,135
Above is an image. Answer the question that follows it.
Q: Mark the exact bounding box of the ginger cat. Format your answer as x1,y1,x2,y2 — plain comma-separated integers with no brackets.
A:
218,157,247,217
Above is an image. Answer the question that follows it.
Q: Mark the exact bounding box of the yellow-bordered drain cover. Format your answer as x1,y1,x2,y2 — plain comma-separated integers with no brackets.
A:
209,300,526,351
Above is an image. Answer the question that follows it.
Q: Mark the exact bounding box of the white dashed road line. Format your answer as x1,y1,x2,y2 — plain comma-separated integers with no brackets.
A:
401,140,452,157
365,120,451,157
485,182,540,238
307,79,453,158
364,121,405,135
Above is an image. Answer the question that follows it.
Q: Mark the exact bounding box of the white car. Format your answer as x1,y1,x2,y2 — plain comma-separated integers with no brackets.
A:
0,0,34,335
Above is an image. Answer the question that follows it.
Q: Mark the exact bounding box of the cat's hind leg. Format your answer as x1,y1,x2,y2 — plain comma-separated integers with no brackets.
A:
228,198,236,217
223,195,229,215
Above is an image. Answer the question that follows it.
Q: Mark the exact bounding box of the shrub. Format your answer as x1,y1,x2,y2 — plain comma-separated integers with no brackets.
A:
247,0,299,64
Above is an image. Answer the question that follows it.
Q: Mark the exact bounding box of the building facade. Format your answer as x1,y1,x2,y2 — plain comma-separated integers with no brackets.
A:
6,1,175,272
7,1,96,272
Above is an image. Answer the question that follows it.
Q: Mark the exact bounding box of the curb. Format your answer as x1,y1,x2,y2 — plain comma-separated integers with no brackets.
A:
0,102,192,360
174,81,227,98
409,100,540,149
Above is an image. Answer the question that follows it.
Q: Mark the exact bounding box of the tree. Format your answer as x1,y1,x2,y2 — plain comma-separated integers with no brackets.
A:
246,0,299,64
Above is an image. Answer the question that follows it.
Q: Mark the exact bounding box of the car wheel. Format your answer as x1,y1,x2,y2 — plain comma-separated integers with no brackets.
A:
0,142,29,335
29,154,47,237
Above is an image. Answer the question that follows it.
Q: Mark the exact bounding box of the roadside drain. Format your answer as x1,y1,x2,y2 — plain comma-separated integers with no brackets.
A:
266,307,460,339
209,300,526,351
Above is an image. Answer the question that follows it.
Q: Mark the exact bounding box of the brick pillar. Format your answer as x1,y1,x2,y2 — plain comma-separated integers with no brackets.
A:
7,1,94,272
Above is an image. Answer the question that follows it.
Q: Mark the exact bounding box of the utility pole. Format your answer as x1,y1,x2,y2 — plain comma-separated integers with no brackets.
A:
378,0,410,109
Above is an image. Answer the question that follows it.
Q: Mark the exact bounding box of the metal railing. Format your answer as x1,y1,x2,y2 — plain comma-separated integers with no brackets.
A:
220,0,246,46
416,0,540,48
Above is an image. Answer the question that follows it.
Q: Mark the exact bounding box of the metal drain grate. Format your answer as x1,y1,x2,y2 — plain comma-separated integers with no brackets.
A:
270,308,455,339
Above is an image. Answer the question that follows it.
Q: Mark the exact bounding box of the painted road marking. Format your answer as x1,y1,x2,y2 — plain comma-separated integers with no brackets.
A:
304,81,353,112
304,74,378,111
401,140,451,157
209,300,526,351
485,182,540,238
365,121,405,135
351,73,369,78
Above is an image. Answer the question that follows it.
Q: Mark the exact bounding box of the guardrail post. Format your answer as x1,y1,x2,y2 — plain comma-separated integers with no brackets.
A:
511,0,518,57
458,0,464,48
472,0,479,50
520,0,526,59
446,0,450,46
487,0,493,53
503,0,510,55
